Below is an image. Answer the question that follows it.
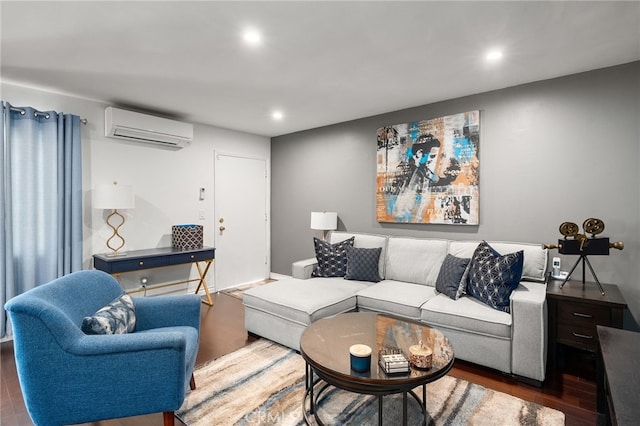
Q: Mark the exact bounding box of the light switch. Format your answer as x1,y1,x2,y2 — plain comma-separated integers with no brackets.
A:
199,210,205,220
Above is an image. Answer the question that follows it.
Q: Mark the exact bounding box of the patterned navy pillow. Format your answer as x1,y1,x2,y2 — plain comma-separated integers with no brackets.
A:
81,294,136,335
344,245,382,282
311,237,355,277
435,254,470,299
466,241,524,313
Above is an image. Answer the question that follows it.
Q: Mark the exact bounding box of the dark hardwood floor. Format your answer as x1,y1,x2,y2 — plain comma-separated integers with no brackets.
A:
1,291,596,425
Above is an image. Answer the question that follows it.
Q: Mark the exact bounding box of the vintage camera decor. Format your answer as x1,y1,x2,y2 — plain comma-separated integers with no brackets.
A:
544,218,623,295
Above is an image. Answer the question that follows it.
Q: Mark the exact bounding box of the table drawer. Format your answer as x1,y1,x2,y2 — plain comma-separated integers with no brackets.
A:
110,256,169,273
557,323,598,351
557,301,610,326
169,249,214,265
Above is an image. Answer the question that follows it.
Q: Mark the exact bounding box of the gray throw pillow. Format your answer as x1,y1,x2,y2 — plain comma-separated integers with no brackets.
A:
344,245,382,282
435,254,471,299
311,237,355,277
81,294,136,335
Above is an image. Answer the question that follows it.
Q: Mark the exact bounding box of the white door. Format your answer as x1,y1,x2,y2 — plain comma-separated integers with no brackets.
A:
214,153,268,291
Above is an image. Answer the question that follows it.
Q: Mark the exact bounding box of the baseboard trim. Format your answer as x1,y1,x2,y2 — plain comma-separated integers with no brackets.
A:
269,272,290,280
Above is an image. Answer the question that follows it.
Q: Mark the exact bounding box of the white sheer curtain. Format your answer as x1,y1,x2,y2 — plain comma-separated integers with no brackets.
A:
1,102,83,338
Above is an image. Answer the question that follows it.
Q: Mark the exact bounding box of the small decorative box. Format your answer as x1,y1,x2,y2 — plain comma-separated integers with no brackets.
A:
409,340,433,370
378,348,410,374
172,224,203,251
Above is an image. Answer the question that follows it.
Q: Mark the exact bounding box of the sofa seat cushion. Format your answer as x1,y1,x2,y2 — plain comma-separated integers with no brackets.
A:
421,294,512,338
356,280,438,319
243,278,369,326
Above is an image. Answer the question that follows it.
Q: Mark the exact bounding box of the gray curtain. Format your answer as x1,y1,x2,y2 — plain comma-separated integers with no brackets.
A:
1,102,83,338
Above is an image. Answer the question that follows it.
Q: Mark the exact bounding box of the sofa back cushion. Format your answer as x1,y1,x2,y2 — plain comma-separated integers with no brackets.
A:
385,237,449,286
448,241,548,282
330,232,388,278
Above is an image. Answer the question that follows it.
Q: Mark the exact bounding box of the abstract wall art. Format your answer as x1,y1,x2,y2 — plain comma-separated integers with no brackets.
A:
376,110,480,224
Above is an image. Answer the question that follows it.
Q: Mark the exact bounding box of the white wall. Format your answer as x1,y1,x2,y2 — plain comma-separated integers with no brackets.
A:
2,82,270,293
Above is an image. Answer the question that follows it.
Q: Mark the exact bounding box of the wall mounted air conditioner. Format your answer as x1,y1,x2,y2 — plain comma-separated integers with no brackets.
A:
105,107,193,150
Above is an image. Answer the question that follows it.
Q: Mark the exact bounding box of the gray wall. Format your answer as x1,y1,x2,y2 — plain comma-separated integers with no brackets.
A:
271,61,640,329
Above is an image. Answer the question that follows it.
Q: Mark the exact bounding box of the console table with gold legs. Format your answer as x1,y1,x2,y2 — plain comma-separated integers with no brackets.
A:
93,246,215,305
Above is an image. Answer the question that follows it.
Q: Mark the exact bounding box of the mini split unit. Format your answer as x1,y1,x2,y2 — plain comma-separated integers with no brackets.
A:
105,107,193,150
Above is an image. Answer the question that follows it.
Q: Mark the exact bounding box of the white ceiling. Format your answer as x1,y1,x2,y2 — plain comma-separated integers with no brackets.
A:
2,1,639,137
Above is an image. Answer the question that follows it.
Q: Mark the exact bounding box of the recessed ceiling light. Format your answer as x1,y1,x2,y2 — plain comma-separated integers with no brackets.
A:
486,50,503,61
272,111,283,120
243,30,261,45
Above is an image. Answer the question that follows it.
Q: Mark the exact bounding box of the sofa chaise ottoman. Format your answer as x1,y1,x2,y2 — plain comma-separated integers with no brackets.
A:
243,232,548,384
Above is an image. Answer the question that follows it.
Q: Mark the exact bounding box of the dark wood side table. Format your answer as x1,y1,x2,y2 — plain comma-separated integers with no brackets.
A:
546,277,627,371
597,326,640,425
93,246,215,305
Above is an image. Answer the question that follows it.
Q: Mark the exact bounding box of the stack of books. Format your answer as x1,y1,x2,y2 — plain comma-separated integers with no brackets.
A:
378,353,410,374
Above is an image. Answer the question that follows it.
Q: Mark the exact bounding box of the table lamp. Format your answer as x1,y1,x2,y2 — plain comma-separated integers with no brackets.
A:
310,211,337,240
94,181,135,256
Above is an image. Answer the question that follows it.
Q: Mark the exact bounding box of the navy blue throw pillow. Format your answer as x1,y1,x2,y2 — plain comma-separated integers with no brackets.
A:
435,254,470,300
344,245,382,282
311,237,355,277
466,241,524,313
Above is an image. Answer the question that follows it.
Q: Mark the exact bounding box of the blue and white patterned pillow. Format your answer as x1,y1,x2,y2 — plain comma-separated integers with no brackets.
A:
311,237,355,277
466,241,524,313
344,245,382,282
81,294,136,335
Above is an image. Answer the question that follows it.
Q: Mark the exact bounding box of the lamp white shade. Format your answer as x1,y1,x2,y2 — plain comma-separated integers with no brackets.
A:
310,212,337,230
94,183,135,210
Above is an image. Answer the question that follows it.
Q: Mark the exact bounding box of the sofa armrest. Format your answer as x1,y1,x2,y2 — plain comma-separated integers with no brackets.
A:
292,258,317,279
510,282,547,382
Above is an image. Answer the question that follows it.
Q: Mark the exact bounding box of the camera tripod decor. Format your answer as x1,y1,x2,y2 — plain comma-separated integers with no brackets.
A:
544,218,623,295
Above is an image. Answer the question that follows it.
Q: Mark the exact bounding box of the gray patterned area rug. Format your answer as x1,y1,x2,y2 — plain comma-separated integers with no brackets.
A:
177,339,564,426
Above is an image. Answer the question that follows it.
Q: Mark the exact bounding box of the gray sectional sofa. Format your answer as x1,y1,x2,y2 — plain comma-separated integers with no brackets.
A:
243,232,549,384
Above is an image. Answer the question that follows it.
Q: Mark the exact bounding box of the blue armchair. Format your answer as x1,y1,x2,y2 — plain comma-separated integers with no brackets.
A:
4,270,201,426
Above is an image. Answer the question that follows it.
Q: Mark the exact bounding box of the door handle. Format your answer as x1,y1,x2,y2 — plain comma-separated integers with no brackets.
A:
219,226,226,231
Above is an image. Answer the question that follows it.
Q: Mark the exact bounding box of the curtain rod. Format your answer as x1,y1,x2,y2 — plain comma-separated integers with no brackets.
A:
6,105,87,125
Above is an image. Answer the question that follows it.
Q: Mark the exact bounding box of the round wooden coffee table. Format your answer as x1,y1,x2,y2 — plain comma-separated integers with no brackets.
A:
300,312,454,425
